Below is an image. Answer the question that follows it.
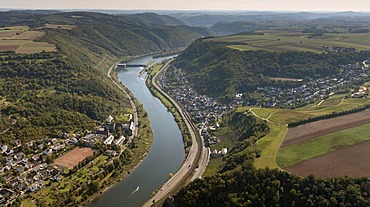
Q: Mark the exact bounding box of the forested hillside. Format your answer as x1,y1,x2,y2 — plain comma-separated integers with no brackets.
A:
0,11,212,143
172,111,370,207
174,39,370,101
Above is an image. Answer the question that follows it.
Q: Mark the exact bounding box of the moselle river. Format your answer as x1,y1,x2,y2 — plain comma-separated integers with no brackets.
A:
89,55,184,207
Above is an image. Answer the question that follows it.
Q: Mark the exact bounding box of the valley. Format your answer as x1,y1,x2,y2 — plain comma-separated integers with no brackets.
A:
2,8,370,207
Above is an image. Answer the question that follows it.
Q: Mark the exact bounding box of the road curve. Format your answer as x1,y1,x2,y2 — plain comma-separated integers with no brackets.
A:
142,60,204,207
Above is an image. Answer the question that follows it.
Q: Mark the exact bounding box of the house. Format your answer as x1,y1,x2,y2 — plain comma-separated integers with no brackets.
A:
32,154,39,162
105,150,117,157
14,152,24,161
38,144,44,150
4,149,14,156
1,145,8,153
106,115,114,123
16,166,25,173
123,124,133,136
43,149,52,156
221,148,228,155
50,174,61,182
104,135,115,145
15,139,21,147
115,135,126,145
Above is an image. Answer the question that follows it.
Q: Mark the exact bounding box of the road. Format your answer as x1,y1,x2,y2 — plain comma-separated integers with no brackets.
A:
142,60,207,207
107,62,138,139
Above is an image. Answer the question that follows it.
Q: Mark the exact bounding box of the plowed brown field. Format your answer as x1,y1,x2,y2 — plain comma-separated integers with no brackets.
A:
286,139,370,178
282,109,370,147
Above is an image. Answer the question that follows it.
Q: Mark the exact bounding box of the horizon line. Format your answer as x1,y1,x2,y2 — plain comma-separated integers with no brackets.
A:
1,8,370,13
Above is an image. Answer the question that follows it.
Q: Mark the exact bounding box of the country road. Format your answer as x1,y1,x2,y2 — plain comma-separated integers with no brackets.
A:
142,60,206,207
107,62,138,138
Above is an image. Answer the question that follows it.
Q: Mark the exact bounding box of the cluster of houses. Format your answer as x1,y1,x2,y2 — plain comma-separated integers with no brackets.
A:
256,63,370,107
323,46,356,53
0,114,134,205
211,148,228,158
157,61,370,160
0,137,74,204
81,115,133,148
159,67,231,155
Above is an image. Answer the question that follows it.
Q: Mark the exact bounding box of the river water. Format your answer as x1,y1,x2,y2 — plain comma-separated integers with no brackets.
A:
89,55,184,207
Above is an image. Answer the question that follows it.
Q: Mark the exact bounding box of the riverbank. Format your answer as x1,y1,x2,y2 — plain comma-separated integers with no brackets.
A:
83,62,154,206
146,63,192,153
88,54,186,207
142,61,203,207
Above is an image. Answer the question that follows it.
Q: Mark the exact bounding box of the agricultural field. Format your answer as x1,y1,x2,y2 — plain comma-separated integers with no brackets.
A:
0,26,56,53
278,122,370,168
285,139,370,178
281,109,370,148
209,30,370,52
43,23,76,30
241,94,370,125
250,94,370,172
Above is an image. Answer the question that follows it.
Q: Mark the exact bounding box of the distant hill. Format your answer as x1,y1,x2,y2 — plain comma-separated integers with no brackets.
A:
211,21,267,35
128,12,185,25
170,11,370,34
174,39,370,102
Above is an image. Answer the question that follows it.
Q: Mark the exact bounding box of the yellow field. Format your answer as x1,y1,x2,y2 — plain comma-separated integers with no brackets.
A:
43,24,76,30
6,31,45,40
0,26,56,53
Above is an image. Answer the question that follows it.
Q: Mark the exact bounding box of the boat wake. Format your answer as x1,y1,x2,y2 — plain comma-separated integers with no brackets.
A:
132,186,139,194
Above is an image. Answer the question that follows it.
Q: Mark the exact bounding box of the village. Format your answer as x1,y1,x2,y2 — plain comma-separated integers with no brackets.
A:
159,67,236,156
0,115,134,205
158,61,370,159
257,62,370,108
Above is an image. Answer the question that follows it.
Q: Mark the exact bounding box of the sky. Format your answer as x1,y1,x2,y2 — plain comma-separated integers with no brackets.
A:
0,0,369,12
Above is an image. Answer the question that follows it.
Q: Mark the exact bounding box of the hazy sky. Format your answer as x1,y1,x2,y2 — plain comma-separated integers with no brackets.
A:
0,0,369,12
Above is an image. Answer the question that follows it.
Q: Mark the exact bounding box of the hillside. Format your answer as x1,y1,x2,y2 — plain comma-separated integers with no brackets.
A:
128,12,185,25
174,39,370,102
0,11,213,141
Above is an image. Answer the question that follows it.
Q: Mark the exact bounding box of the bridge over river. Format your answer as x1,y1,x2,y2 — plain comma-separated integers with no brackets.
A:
117,63,146,68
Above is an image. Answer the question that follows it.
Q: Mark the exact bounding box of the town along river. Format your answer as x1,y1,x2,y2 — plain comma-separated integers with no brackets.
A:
89,55,185,207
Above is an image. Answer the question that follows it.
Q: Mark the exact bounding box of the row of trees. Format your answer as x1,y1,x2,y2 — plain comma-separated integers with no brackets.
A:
289,102,370,127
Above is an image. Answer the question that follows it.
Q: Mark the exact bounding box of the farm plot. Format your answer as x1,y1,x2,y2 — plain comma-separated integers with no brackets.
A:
54,147,94,169
278,123,370,168
286,139,370,178
16,41,56,53
209,30,370,52
43,24,76,30
0,26,56,53
7,31,45,40
281,109,370,147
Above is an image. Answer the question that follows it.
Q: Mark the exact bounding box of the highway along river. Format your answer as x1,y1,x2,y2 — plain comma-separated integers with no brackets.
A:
89,55,185,207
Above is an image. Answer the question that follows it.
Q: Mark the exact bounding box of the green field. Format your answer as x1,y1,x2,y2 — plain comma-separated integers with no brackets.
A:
254,123,288,169
239,95,370,125
277,123,370,168
242,94,370,169
209,30,370,52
